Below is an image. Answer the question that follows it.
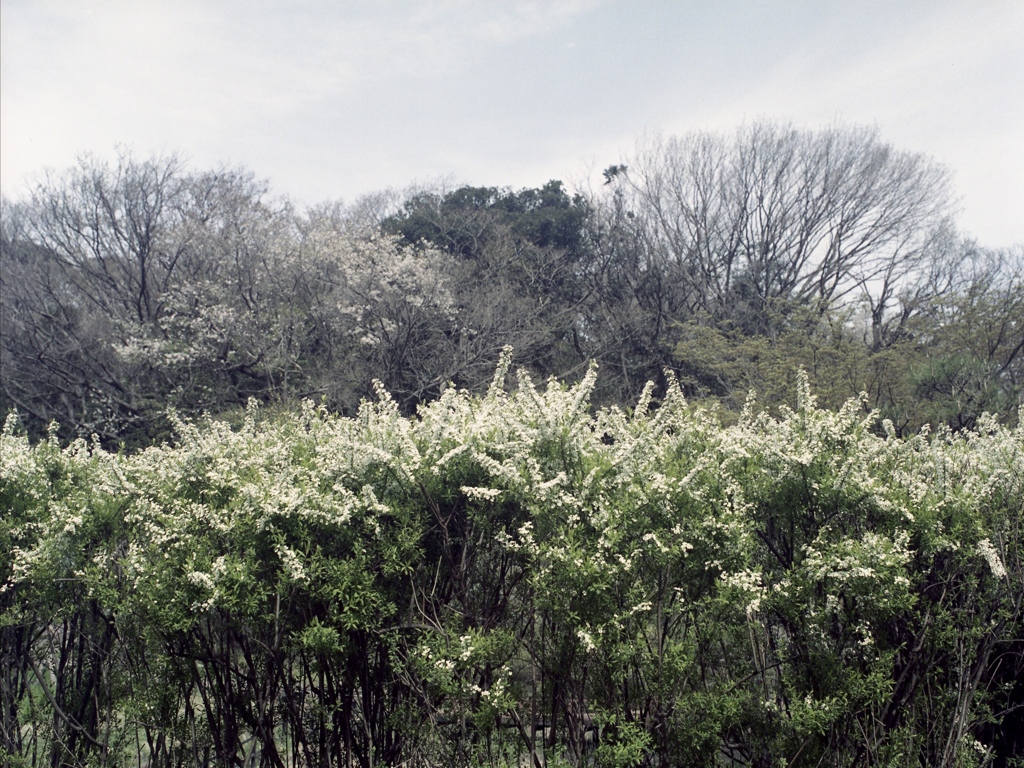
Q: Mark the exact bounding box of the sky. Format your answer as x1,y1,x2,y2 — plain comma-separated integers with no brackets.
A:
2,0,1022,247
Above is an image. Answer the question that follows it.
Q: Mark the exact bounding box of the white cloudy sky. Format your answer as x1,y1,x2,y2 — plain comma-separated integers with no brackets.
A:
2,0,1022,246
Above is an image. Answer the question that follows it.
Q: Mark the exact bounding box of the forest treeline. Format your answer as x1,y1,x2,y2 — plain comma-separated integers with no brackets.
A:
3,122,1022,449
1,364,1022,767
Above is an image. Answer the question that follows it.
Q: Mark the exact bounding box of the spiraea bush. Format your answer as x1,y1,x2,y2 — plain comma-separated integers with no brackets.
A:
2,355,1021,767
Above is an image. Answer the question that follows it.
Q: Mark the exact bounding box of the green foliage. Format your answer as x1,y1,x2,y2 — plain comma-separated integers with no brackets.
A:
673,303,1023,436
1,363,1022,767
383,180,590,261
595,716,651,768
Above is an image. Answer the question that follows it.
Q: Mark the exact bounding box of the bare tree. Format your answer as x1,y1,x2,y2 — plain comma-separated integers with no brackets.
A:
1,150,194,441
608,123,953,336
0,153,297,444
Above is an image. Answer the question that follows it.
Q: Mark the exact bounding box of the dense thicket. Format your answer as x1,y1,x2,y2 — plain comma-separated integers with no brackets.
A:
1,126,1022,764
2,363,1022,766
3,124,1021,449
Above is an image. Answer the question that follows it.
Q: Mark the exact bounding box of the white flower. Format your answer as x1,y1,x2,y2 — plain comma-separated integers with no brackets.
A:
461,486,502,501
187,571,215,590
977,538,1007,580
276,544,307,581
576,629,597,652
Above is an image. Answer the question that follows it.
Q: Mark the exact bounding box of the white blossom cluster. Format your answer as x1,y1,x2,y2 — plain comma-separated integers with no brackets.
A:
2,363,1021,753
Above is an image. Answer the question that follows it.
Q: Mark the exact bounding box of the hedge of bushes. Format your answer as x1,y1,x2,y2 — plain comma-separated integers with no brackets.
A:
2,356,1022,767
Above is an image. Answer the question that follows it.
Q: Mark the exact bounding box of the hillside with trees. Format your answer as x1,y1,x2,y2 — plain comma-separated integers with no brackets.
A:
1,123,1022,766
3,123,1021,448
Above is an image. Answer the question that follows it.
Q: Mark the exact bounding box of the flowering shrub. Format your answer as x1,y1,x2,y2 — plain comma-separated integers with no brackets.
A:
1,362,1021,767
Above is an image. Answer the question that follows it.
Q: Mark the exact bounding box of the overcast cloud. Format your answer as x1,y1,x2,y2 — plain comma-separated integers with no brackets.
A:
2,0,1022,246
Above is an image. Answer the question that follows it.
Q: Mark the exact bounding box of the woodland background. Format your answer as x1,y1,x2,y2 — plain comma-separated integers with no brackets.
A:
3,123,1021,448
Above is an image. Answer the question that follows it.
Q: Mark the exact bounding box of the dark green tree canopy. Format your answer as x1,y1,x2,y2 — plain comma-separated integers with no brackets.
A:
383,179,591,260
